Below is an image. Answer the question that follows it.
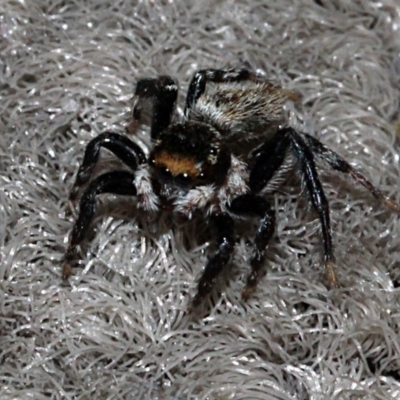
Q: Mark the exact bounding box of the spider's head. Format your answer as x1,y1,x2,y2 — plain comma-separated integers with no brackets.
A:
149,122,231,189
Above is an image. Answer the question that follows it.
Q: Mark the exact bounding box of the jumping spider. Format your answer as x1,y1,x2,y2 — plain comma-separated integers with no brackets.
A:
63,67,399,309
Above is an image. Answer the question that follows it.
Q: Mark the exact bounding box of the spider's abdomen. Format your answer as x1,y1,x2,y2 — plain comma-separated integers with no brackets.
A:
192,82,300,140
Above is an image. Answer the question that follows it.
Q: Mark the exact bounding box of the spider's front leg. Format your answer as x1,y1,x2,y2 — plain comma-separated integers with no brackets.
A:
133,76,178,140
190,213,235,311
69,132,146,202
63,171,137,280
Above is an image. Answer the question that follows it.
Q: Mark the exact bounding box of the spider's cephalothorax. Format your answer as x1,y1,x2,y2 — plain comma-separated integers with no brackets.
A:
150,122,231,190
64,67,399,310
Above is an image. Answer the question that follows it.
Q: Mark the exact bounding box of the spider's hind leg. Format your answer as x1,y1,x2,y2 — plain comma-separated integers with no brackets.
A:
63,171,137,280
288,129,338,288
303,133,399,213
250,127,339,289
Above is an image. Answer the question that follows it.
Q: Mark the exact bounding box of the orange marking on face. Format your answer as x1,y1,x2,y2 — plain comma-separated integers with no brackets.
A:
155,150,200,178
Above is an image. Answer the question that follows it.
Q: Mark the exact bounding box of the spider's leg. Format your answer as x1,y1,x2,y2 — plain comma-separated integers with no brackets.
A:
303,133,399,213
70,132,146,201
248,128,337,287
288,129,338,288
133,76,178,139
229,194,275,301
184,67,257,118
190,213,235,310
63,171,137,280
249,129,291,193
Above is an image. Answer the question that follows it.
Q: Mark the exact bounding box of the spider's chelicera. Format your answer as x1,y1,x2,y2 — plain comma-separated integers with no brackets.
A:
63,67,399,309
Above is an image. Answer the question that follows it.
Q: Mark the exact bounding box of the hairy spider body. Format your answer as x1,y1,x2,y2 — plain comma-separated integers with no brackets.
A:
192,81,297,139
64,67,398,309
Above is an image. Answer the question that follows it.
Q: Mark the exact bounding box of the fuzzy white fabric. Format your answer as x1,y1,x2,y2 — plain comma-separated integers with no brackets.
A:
1,1,400,399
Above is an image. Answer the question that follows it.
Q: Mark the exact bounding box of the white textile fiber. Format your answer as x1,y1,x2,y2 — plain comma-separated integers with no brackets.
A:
1,1,400,399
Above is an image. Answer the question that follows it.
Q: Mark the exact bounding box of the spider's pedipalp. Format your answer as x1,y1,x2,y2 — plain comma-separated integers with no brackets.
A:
134,164,159,212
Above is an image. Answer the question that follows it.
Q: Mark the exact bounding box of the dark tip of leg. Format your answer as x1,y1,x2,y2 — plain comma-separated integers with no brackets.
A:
189,278,213,312
62,261,73,281
187,295,201,314
63,240,78,280
241,272,259,301
241,287,252,302
383,196,400,214
69,187,80,203
326,259,340,289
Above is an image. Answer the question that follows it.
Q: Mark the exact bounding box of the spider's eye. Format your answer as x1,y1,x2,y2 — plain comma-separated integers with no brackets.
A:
158,167,172,181
175,173,192,188
208,146,219,164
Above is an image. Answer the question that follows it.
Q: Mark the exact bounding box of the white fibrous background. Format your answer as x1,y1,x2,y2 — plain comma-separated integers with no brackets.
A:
1,1,400,399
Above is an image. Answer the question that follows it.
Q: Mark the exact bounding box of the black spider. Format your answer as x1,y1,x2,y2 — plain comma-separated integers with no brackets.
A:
63,67,398,309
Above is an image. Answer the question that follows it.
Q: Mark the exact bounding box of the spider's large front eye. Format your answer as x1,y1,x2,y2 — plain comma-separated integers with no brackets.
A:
175,173,193,188
158,167,172,181
151,148,201,187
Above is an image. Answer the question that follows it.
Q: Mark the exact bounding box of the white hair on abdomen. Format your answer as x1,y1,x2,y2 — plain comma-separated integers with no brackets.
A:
193,81,294,140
